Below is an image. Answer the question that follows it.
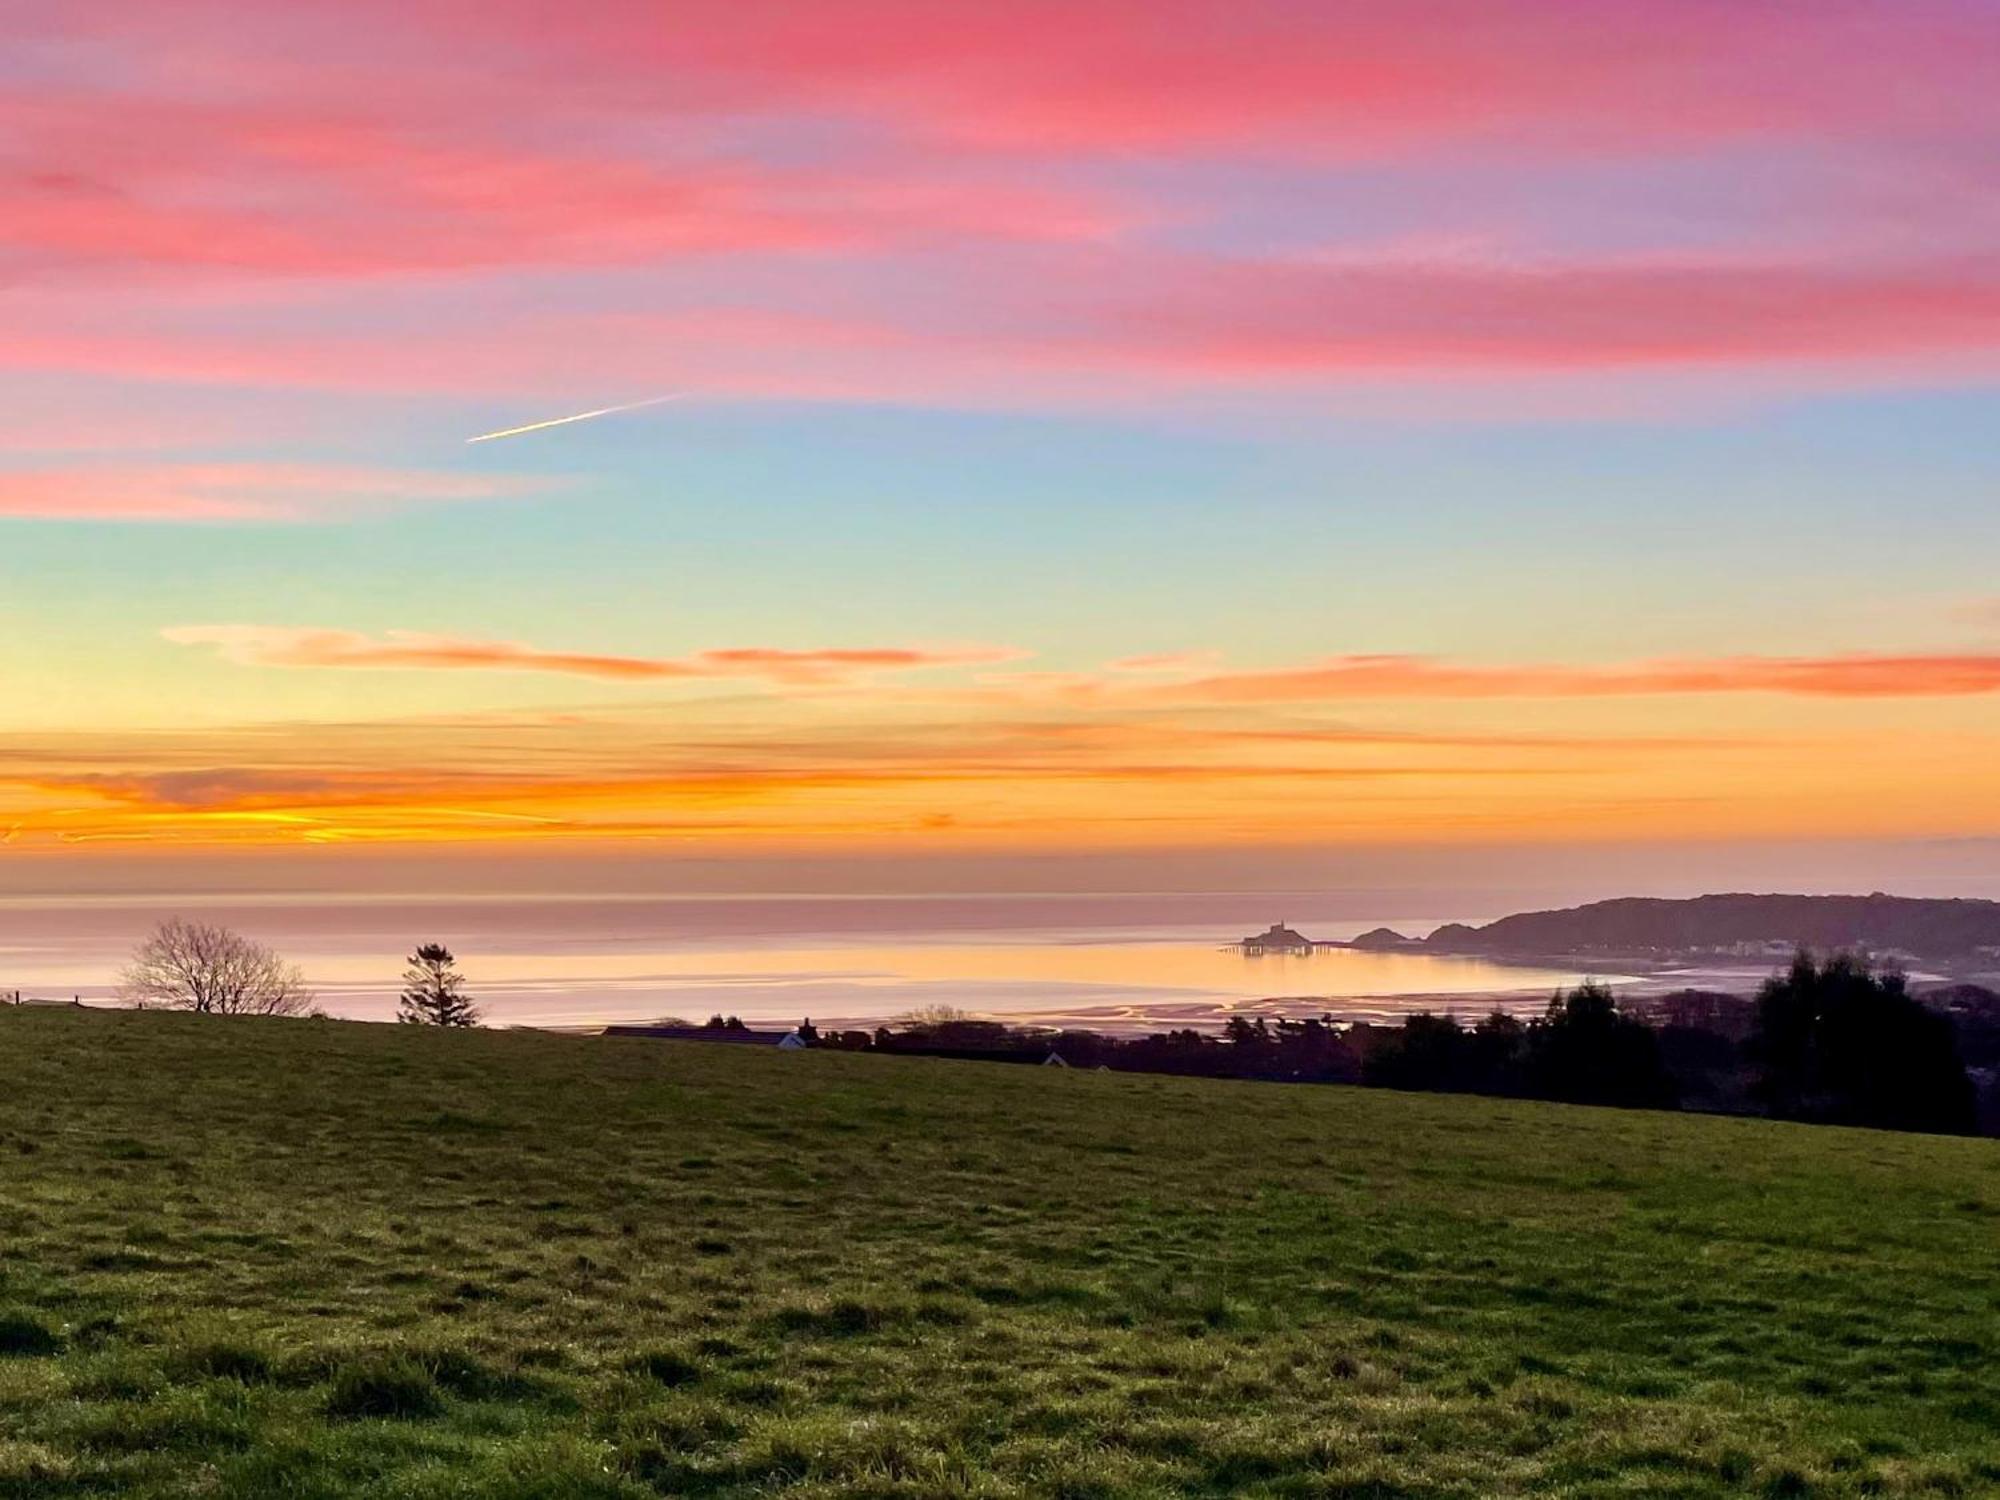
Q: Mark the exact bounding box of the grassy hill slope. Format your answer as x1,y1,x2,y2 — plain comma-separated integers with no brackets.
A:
1,1008,1995,1498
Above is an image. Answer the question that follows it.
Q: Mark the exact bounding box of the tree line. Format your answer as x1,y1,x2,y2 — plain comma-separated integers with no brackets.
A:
820,955,1986,1136
115,919,480,1027
81,925,1991,1136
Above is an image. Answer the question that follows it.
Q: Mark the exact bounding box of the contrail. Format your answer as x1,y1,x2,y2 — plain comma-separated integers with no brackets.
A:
465,394,685,444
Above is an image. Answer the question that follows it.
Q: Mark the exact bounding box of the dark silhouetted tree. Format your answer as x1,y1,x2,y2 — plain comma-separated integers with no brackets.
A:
1363,1011,1532,1094
1221,1016,1265,1046
1269,1015,1360,1081
1746,952,1973,1134
895,1004,973,1028
1469,1010,1527,1094
1525,982,1677,1108
1365,1013,1474,1091
398,944,479,1027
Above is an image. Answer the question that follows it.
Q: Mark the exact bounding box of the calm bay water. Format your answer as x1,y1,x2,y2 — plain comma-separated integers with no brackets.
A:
0,890,1613,1032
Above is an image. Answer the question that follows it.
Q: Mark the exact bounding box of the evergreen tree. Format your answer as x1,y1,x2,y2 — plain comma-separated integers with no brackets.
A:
398,944,480,1027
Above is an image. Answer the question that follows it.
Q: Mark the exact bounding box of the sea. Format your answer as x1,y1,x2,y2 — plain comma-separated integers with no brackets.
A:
0,889,1621,1032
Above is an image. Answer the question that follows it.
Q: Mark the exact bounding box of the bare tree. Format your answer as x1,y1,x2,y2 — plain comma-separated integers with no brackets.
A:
120,918,315,1016
895,1004,974,1028
398,944,480,1027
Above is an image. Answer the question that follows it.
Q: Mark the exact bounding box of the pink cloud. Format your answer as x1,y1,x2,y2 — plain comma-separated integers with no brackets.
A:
10,1,1994,288
2,0,1994,427
9,251,1997,420
393,0,2000,156
1069,254,2000,373
1,137,823,277
0,81,1131,284
160,625,1026,683
0,463,538,521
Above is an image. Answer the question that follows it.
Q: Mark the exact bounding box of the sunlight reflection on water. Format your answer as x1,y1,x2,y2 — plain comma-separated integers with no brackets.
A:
0,892,1616,1031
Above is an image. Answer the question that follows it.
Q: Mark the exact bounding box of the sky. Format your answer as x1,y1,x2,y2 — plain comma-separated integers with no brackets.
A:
4,0,2000,891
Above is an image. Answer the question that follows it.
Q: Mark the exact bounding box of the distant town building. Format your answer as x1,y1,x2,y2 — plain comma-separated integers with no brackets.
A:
1723,940,1798,959
1641,989,1757,1042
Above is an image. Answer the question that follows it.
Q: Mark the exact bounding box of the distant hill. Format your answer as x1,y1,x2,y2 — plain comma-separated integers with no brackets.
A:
1348,926,1417,950
1423,893,2000,960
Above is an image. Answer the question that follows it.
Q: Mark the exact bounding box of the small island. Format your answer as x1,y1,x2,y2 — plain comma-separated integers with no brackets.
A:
1233,922,1318,955
1348,926,1418,951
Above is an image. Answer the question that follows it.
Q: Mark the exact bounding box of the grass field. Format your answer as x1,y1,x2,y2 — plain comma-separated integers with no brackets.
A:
1,1008,1996,1498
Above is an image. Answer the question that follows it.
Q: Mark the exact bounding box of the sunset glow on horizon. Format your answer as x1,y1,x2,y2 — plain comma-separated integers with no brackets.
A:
6,1,2000,871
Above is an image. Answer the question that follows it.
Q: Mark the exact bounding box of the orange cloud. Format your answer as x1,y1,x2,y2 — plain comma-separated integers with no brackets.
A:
5,686,1997,852
1115,651,2000,703
1106,650,1225,674
160,625,1026,684
0,719,1724,850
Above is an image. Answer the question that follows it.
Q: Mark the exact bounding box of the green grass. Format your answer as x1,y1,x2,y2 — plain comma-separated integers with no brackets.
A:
1,1008,1995,1498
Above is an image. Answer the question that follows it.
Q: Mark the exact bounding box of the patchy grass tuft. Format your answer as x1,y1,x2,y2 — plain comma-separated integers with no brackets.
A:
0,1313,60,1358
323,1354,444,1420
625,1347,703,1387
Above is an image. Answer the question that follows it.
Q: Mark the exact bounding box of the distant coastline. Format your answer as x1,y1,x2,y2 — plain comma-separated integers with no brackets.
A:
8,890,1999,1036
1307,892,2000,985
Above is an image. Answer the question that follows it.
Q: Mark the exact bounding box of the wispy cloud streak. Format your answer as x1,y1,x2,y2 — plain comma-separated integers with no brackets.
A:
1117,651,2000,702
161,625,1026,684
0,464,540,522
